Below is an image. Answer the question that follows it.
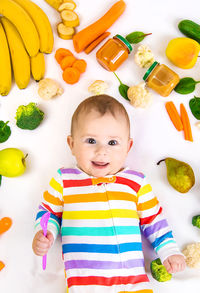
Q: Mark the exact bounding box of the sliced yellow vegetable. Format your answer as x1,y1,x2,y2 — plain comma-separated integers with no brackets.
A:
58,0,76,11
60,9,79,27
166,37,200,69
57,23,75,39
44,0,63,10
63,0,75,3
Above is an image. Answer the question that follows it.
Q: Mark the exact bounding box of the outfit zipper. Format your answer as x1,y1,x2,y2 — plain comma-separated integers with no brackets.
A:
102,182,126,293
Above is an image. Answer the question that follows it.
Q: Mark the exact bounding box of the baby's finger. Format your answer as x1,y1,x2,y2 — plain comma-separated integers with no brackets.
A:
163,260,172,273
36,238,51,249
170,262,179,273
36,233,51,244
35,247,49,256
46,231,54,246
179,261,186,272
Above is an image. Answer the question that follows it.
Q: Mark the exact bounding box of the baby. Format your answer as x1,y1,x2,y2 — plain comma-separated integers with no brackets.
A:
32,95,185,293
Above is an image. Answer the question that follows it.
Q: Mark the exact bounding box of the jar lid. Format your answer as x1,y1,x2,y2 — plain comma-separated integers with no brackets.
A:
143,61,159,81
114,34,132,53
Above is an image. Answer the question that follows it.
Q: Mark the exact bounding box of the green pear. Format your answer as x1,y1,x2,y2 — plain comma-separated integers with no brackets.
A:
157,157,195,193
0,148,27,177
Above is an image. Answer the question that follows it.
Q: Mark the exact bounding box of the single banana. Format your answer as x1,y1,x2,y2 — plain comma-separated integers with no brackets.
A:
13,0,54,53
0,0,39,57
31,52,45,82
1,17,30,90
0,21,12,96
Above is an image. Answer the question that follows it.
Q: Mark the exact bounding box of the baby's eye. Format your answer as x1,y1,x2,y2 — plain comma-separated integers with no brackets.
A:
108,140,118,146
86,138,96,144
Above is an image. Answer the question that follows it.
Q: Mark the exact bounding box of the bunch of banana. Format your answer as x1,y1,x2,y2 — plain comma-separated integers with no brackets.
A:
0,0,54,96
0,22,12,96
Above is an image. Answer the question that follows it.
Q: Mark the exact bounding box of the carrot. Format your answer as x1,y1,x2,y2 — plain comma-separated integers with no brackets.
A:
73,0,126,52
180,103,193,142
84,32,111,54
165,101,183,131
55,48,73,64
0,261,5,271
60,55,76,70
72,59,87,73
63,67,80,84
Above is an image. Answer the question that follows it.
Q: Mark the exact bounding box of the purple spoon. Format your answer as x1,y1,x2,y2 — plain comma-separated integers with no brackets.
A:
40,212,51,270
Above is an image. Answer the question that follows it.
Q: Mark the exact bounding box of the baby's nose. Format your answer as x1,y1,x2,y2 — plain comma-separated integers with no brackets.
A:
96,144,108,155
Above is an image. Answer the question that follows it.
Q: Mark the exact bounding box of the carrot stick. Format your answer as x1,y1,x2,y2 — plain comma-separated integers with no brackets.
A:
73,0,126,52
180,103,193,142
165,101,183,131
84,32,111,54
0,261,5,271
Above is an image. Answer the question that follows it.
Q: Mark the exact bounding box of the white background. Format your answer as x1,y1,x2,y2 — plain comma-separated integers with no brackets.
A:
0,0,200,292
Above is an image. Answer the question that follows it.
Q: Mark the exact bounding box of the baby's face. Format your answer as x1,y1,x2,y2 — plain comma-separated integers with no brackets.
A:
67,110,133,177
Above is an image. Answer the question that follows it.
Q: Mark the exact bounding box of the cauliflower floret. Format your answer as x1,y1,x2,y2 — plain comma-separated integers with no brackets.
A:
38,78,64,100
88,80,108,95
134,45,155,68
195,121,200,129
182,242,200,269
127,82,152,108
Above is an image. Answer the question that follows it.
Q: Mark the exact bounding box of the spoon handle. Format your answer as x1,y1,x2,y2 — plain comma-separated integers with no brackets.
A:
40,212,50,270
42,254,47,270
42,229,47,270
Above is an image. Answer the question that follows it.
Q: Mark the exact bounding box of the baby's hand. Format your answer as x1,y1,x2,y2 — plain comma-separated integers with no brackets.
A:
32,230,54,256
163,254,186,274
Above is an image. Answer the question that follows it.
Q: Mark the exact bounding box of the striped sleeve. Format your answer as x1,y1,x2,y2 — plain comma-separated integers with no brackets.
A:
34,169,64,240
137,176,182,262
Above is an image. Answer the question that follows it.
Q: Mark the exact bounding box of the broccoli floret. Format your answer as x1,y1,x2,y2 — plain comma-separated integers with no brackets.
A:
150,258,172,282
0,121,11,143
192,215,200,229
15,102,44,130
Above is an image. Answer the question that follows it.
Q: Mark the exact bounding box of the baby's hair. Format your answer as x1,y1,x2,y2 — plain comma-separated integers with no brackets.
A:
71,94,130,136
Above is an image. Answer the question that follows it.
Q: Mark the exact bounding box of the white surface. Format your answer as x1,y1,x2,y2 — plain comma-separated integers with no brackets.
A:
0,0,200,292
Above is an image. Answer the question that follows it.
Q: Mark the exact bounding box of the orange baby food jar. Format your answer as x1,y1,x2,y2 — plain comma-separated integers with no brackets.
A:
143,61,180,97
96,34,132,71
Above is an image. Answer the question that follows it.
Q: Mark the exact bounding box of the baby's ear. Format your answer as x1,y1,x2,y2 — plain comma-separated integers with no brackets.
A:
67,135,74,151
128,138,133,152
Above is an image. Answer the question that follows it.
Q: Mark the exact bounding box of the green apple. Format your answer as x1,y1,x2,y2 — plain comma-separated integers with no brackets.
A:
0,148,27,177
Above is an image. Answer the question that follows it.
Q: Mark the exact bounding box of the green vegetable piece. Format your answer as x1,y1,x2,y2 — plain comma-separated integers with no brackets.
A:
189,96,200,120
174,77,200,94
178,20,200,44
192,215,200,228
125,31,152,44
119,84,129,100
0,175,2,186
0,121,11,143
15,102,44,130
113,72,129,100
150,258,172,282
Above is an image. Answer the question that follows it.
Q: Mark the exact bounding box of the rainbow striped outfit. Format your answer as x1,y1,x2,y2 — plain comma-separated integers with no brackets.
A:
35,167,181,293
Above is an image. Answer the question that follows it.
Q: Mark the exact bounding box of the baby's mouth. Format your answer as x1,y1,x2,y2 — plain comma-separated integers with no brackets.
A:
92,161,109,168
